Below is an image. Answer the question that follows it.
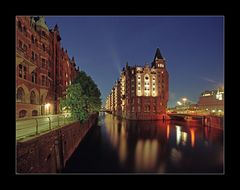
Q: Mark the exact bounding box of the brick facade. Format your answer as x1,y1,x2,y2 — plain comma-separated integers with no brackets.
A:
105,48,169,120
16,16,79,118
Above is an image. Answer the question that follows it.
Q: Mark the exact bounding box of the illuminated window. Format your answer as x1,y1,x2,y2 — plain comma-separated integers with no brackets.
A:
144,75,150,96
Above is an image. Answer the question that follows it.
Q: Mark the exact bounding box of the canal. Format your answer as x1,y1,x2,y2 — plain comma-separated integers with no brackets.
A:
62,113,223,173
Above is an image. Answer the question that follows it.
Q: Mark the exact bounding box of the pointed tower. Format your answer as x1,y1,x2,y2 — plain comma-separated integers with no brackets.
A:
35,16,49,31
151,48,166,68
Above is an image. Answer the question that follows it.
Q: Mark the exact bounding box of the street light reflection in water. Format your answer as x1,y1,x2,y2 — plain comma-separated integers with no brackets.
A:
63,113,223,173
103,114,223,173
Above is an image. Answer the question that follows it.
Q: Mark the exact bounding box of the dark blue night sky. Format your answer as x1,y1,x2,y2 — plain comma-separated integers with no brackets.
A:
45,16,224,107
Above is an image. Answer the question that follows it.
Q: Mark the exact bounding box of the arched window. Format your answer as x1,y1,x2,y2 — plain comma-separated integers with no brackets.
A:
19,110,27,118
30,91,36,104
32,110,38,116
17,87,25,102
17,21,22,32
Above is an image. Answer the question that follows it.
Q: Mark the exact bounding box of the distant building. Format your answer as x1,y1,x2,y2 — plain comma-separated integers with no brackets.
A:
198,87,224,114
16,16,79,118
105,48,169,120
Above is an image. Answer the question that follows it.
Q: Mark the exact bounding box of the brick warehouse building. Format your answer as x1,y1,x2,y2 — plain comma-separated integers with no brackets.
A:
105,48,169,120
16,16,79,118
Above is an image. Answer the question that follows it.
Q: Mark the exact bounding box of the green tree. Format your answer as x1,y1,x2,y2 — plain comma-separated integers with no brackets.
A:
60,71,101,123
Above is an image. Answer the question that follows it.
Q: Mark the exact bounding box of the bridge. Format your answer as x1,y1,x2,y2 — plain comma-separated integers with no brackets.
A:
168,113,206,120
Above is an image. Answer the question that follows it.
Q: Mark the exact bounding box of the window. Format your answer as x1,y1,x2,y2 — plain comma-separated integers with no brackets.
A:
32,110,38,116
144,75,150,96
30,91,36,104
31,72,37,83
132,106,135,112
42,58,45,68
18,40,23,49
42,44,45,52
19,110,27,118
31,35,35,44
23,66,26,79
153,105,156,112
23,26,27,36
17,21,22,32
42,31,46,37
18,65,26,79
144,105,150,112
42,76,46,86
32,51,35,60
159,64,164,68
17,87,25,102
23,44,27,51
19,64,22,78
138,105,141,112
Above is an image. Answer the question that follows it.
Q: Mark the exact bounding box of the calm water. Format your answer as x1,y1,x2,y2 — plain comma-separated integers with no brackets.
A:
62,113,223,173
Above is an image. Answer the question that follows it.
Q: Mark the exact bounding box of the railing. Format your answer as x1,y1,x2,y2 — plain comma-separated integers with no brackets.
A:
16,114,77,141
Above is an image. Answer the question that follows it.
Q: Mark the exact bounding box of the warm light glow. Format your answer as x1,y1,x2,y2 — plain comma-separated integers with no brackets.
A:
203,93,211,96
181,132,187,146
182,98,187,102
190,128,195,147
177,101,182,105
176,126,181,145
167,125,170,140
45,103,50,109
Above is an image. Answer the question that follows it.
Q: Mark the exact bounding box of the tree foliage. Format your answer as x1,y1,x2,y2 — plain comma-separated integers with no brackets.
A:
60,71,101,123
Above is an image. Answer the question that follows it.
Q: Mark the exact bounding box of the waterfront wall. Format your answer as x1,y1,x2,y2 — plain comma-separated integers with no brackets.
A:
16,114,98,173
204,116,223,130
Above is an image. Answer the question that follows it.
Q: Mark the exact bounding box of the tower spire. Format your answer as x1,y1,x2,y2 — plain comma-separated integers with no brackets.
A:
152,48,165,68
154,48,163,60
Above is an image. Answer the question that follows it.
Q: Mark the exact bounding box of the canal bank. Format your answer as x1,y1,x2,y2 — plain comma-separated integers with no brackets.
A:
16,113,98,173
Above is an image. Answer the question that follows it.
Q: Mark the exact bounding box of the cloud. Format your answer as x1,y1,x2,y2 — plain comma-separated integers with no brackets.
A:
200,76,218,84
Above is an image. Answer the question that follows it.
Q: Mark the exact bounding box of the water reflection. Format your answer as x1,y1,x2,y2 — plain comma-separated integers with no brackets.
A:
103,113,223,173
63,113,223,173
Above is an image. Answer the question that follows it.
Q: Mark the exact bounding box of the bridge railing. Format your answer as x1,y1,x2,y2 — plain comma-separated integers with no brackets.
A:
16,114,77,141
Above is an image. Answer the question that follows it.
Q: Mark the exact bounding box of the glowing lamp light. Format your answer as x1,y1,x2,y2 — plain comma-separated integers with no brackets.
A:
45,103,50,108
177,101,182,106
